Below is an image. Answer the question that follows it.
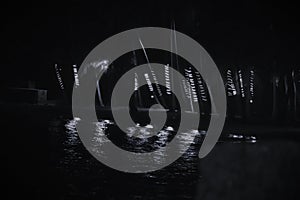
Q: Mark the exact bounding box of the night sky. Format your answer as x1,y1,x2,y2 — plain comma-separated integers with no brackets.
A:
2,1,299,95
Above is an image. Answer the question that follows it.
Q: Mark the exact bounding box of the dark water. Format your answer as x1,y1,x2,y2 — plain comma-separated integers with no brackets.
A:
2,107,300,200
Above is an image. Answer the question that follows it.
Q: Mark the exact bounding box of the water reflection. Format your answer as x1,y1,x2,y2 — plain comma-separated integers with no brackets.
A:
89,120,204,167
226,133,257,143
64,117,81,145
45,117,300,199
63,118,260,169
62,118,259,165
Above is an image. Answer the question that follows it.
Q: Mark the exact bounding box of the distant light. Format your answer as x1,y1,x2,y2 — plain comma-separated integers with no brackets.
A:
145,124,154,129
74,117,81,121
165,126,174,131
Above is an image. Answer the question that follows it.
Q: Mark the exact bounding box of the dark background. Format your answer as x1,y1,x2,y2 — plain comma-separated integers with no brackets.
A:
1,0,299,94
1,1,300,200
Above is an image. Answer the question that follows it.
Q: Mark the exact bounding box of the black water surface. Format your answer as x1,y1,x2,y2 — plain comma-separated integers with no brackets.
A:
1,106,300,200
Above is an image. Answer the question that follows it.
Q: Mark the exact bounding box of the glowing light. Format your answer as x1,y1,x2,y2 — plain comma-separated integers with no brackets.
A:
54,64,65,90
226,69,237,96
165,64,172,95
144,73,154,92
73,64,80,87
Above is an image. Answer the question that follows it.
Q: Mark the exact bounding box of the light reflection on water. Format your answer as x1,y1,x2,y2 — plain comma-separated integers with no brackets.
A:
64,117,81,146
91,119,202,167
61,118,82,165
47,117,300,199
90,120,114,158
63,118,258,167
